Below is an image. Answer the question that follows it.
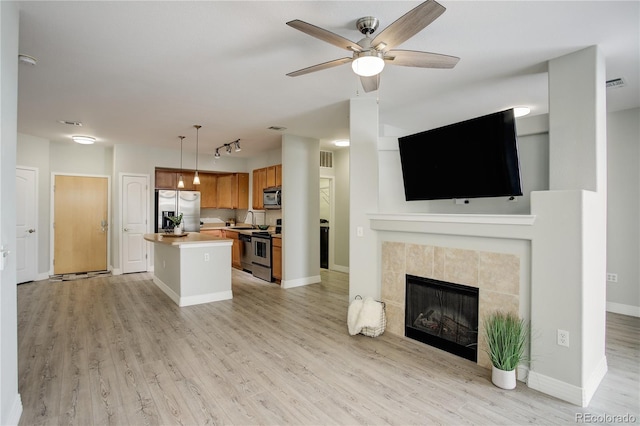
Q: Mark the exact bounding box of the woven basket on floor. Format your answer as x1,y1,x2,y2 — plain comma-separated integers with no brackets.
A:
355,295,387,338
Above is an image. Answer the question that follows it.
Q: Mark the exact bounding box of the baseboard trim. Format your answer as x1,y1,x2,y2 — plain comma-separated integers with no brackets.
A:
179,291,233,307
111,268,122,276
606,301,640,317
153,277,180,305
6,393,22,426
527,356,608,407
152,277,232,307
281,275,321,289
331,264,349,274
36,272,49,281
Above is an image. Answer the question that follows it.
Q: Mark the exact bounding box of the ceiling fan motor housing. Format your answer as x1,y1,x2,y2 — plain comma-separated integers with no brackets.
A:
356,16,379,35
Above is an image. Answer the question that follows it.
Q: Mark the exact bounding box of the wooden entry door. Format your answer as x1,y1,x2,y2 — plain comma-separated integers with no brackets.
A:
54,175,108,274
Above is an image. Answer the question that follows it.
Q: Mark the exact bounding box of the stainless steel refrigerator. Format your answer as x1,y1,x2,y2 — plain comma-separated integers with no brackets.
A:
155,190,201,232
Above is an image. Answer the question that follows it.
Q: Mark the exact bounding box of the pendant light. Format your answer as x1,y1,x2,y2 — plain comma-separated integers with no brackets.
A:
193,125,201,185
177,136,186,188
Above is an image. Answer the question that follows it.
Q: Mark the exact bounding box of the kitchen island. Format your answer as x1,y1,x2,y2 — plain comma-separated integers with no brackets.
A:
144,232,233,307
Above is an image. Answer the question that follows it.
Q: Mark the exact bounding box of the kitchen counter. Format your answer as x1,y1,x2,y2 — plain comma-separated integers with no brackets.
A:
144,232,232,246
144,233,233,307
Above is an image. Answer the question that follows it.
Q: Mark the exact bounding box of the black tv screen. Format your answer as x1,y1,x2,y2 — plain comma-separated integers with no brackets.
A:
398,109,523,201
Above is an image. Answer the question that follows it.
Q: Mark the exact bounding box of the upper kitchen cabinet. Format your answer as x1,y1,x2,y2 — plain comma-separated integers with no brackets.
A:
265,164,282,188
155,169,196,190
155,170,177,189
217,173,249,209
199,173,218,208
253,164,281,210
253,168,266,210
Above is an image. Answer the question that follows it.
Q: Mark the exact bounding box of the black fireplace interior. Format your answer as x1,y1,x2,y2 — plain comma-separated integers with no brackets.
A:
405,274,479,362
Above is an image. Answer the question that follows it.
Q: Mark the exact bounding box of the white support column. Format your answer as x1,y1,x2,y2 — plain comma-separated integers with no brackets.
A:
529,46,607,407
348,97,380,300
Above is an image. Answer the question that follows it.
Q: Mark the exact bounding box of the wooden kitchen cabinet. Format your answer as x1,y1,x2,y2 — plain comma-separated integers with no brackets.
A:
155,170,176,189
200,229,224,237
224,230,242,270
265,164,282,188
199,173,218,208
252,168,266,210
181,171,197,190
252,165,280,210
272,236,282,282
216,173,248,209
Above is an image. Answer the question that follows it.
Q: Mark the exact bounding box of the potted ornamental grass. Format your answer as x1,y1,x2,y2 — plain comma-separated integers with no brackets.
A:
483,311,529,390
167,213,184,234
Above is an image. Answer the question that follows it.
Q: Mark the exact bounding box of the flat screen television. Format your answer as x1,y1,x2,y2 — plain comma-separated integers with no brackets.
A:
398,108,523,201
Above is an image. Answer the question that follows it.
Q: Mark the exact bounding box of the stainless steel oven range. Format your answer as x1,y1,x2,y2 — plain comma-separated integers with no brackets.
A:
251,232,272,282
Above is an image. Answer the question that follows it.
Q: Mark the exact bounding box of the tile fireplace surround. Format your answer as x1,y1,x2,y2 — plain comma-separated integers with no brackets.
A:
381,241,520,369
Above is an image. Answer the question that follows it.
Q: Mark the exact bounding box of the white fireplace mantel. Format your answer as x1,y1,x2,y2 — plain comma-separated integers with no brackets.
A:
369,213,536,240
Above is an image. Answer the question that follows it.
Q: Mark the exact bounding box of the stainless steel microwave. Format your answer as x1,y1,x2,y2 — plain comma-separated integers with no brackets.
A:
263,187,281,209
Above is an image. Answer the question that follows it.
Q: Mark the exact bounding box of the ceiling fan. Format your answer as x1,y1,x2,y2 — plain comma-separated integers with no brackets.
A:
286,0,459,93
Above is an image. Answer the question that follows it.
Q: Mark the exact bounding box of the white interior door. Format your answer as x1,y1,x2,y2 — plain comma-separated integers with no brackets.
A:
16,167,37,283
122,174,148,274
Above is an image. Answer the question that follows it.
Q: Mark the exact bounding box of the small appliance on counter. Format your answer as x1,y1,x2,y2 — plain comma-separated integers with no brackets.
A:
276,218,282,234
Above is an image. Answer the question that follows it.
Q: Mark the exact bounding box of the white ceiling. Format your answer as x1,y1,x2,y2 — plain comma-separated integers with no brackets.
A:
16,1,639,157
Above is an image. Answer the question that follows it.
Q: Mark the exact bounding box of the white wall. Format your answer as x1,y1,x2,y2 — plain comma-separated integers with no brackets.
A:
377,116,550,215
0,2,23,423
281,135,320,288
606,107,640,315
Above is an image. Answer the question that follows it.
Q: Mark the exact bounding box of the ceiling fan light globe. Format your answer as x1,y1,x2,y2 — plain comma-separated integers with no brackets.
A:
352,56,384,77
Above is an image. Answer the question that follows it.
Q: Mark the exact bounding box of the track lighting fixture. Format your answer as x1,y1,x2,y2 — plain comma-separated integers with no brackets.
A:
213,139,241,160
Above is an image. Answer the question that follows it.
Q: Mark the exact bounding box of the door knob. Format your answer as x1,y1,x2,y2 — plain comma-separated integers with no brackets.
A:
124,228,129,232
27,229,35,233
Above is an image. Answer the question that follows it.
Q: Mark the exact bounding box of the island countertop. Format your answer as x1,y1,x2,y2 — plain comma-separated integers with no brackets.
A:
144,232,232,247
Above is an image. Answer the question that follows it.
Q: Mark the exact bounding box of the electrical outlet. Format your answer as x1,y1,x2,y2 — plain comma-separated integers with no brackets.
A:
557,329,570,347
606,273,618,283
204,253,210,262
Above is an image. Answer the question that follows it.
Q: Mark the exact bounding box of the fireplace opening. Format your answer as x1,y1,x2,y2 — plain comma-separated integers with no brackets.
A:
405,274,479,362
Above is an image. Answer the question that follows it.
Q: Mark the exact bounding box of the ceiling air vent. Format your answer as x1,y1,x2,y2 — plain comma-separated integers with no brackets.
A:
606,78,626,89
320,151,333,168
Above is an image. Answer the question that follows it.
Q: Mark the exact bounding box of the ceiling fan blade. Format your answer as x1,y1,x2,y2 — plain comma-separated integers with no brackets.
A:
371,0,446,51
286,57,353,77
360,75,380,93
384,50,459,68
286,20,362,52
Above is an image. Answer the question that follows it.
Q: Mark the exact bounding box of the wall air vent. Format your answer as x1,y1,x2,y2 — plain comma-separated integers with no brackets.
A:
320,151,333,168
58,120,83,126
606,78,626,89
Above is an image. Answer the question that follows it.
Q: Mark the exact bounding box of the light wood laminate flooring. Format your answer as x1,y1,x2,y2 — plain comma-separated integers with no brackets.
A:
17,270,639,425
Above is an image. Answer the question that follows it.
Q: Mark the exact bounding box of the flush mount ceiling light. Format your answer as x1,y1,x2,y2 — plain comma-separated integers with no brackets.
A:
513,107,531,118
177,136,186,189
72,135,95,144
18,54,37,66
334,139,350,147
193,125,201,185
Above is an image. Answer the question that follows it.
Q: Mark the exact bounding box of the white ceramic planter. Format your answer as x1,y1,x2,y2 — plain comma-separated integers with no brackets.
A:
174,226,183,235
491,365,516,390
